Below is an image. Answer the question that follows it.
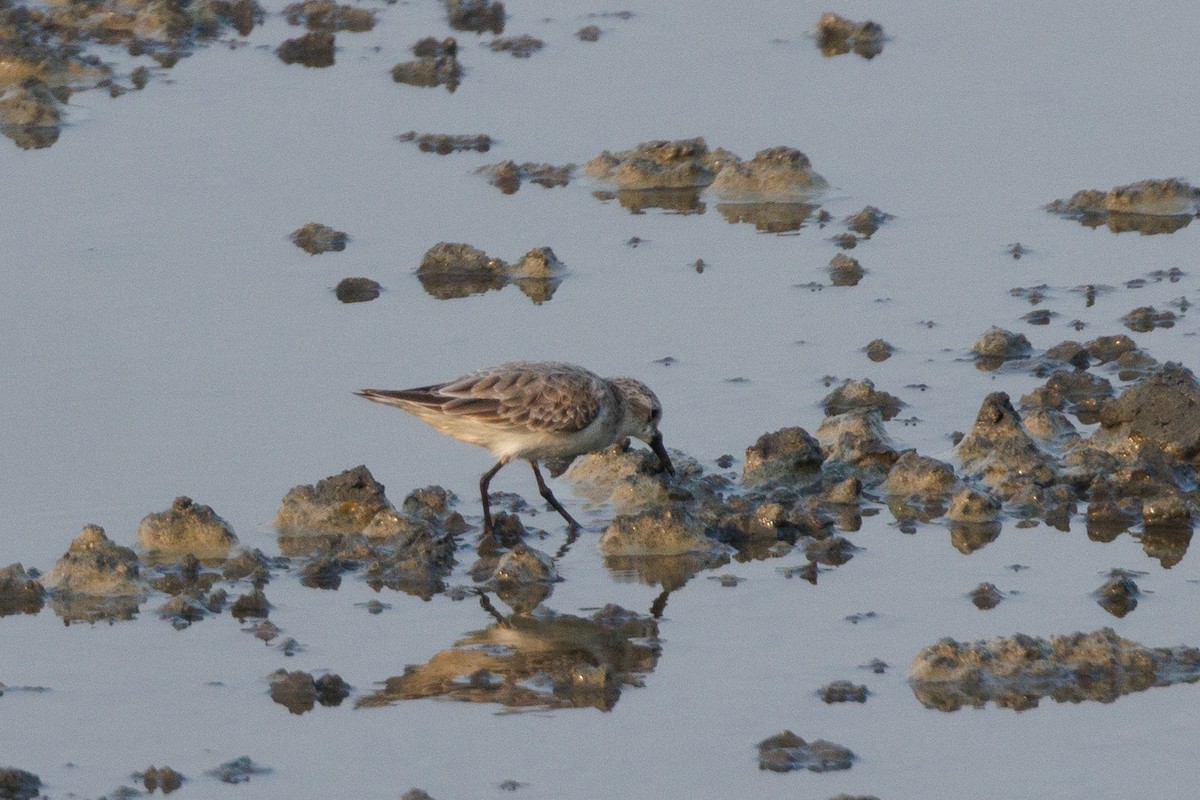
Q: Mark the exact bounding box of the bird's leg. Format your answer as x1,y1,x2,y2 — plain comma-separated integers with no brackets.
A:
479,459,508,536
530,460,580,529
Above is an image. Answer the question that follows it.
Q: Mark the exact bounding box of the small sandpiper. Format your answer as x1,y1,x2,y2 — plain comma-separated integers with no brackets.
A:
358,361,673,533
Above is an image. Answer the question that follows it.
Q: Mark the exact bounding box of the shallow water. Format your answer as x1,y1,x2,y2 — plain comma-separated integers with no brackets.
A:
2,0,1199,797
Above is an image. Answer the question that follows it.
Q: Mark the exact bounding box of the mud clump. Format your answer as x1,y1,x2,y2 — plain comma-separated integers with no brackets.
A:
576,24,601,41
910,627,1200,711
743,427,823,485
137,496,237,558
709,146,827,201
397,131,491,154
291,222,348,254
392,40,461,92
0,564,44,617
445,0,504,34
1096,573,1139,618
599,509,727,556
969,582,1004,610
757,730,855,772
882,451,957,501
208,757,271,784
865,339,893,362
823,378,901,421
1122,306,1176,333
284,0,374,31
815,12,884,58
477,161,574,194
417,242,565,304
276,30,335,67
274,465,392,536
1048,179,1200,235
269,670,350,713
845,205,891,237
971,326,1032,368
43,524,146,623
1091,363,1200,462
492,543,559,612
828,253,863,286
0,768,40,800
335,277,381,303
137,766,183,794
489,34,543,57
586,137,722,191
956,393,1056,499
0,77,63,149
819,680,868,703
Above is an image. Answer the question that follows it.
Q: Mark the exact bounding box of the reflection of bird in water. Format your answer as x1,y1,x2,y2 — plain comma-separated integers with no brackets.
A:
359,361,674,535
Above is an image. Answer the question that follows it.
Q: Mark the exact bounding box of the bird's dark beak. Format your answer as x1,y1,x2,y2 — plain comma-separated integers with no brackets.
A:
650,432,675,476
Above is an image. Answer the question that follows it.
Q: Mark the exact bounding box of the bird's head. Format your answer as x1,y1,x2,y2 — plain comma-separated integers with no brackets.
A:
609,377,674,475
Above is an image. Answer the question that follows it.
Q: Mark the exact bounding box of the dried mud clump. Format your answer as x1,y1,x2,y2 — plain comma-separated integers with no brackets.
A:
819,680,868,703
477,161,574,194
1091,363,1200,463
137,496,238,558
1122,306,1175,333
1047,179,1200,235
397,131,491,154
864,339,893,362
274,465,393,536
0,564,44,617
0,77,63,149
845,205,891,237
576,24,601,41
276,30,335,67
815,12,885,58
599,508,728,557
909,628,1200,711
822,378,901,421
757,730,855,772
709,146,827,200
1095,572,1139,618
42,536,144,623
335,277,381,303
586,137,723,190
956,393,1057,499
882,451,957,501
971,326,1032,367
392,39,461,91
489,34,542,57
269,669,350,714
417,242,565,303
828,253,863,286
445,0,504,34
284,0,374,31
743,427,824,485
0,768,41,800
291,222,348,254
137,765,183,793
969,582,1004,609
359,604,659,711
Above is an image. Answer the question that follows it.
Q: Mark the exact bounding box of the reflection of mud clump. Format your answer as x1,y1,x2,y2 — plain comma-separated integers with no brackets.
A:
44,524,146,623
477,161,574,194
1047,179,1200,235
137,496,238,559
0,563,44,617
274,465,392,536
445,0,504,34
392,39,461,92
277,31,335,67
757,730,855,772
208,757,271,785
489,34,542,57
359,604,659,711
716,202,815,233
397,131,491,154
335,277,381,303
0,77,62,149
0,768,41,800
815,12,885,59
909,628,1200,711
269,670,350,714
417,242,565,304
291,222,348,254
284,0,374,31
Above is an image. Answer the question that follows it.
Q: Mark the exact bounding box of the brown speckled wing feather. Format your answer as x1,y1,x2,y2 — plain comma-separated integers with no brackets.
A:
437,362,606,433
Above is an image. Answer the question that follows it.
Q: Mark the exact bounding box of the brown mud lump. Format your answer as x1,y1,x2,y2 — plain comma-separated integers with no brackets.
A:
576,24,601,41
274,465,392,535
708,146,827,201
828,253,863,286
489,34,543,57
969,582,1004,610
416,241,509,299
1122,306,1176,333
955,392,1056,497
1096,573,1139,618
477,161,574,193
276,30,335,67
815,12,884,58
0,768,40,800
137,496,238,558
822,378,901,421
946,487,1000,523
335,277,381,303
0,564,44,617
398,131,491,154
599,509,726,556
138,765,183,793
585,138,720,190
971,326,1032,364
817,408,899,477
882,451,957,500
284,0,374,31
208,757,271,784
819,680,868,703
392,44,461,91
44,524,145,598
1092,363,1200,462
864,339,893,362
1048,178,1200,219
743,426,823,484
445,0,505,34
845,205,891,237
290,222,348,254
757,730,855,772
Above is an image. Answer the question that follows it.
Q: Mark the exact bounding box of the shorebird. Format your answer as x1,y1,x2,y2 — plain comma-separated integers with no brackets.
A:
358,361,674,533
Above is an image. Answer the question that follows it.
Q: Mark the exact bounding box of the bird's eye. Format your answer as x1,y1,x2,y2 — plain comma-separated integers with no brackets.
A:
650,408,661,424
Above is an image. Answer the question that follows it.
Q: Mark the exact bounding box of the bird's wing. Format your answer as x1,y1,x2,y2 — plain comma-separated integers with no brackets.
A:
360,362,609,434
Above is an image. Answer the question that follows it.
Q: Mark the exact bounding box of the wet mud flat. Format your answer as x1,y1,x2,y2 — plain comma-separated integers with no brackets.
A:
3,0,1200,798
